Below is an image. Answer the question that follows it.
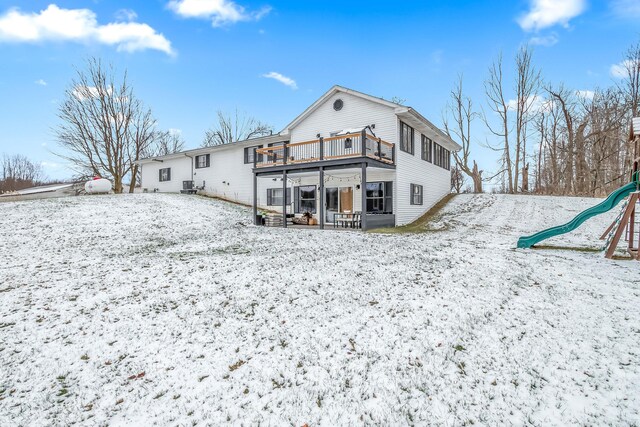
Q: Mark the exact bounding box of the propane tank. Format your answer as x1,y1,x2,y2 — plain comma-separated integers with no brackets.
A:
85,177,112,194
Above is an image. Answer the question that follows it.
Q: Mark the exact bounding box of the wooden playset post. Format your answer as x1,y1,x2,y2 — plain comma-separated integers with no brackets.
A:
601,117,640,259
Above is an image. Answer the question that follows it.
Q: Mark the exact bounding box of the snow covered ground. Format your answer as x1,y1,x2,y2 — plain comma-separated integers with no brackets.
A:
0,193,638,426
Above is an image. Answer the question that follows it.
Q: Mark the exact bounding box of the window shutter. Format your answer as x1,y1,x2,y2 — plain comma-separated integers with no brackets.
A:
159,169,162,181
167,168,171,181
206,154,210,167
267,189,272,206
386,181,393,213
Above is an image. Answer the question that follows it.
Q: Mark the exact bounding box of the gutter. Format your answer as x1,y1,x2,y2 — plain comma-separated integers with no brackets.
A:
396,107,462,151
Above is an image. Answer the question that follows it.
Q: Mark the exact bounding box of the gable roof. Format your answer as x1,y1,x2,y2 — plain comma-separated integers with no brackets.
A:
137,133,288,164
281,85,461,151
281,85,399,133
140,85,461,164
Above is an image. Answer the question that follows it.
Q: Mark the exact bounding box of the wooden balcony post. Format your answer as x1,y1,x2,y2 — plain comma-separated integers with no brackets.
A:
282,170,287,228
319,137,324,160
283,143,288,165
253,172,258,225
361,162,367,231
319,167,324,230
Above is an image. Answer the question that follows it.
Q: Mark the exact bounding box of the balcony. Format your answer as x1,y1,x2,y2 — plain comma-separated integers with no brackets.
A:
254,131,395,169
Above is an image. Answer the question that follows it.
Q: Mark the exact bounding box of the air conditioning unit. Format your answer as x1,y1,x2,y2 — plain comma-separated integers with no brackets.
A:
634,117,640,136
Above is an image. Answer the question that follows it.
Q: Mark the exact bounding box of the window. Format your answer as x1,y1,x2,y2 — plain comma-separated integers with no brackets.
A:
410,184,423,205
159,168,171,182
366,181,393,214
421,135,432,163
195,154,210,169
294,185,317,214
400,121,414,154
266,188,291,206
434,143,451,170
344,137,353,149
244,146,263,164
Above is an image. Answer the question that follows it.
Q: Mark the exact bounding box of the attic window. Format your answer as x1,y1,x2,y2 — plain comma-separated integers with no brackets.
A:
333,99,343,111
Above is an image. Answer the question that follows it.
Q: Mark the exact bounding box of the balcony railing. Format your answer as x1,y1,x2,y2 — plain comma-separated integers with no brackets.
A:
254,131,395,168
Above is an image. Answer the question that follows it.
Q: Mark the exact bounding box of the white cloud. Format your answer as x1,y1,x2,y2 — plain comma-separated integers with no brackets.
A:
611,0,640,18
262,71,297,90
610,60,640,79
0,4,173,55
35,79,47,86
529,32,559,46
518,0,586,31
115,9,138,22
96,22,173,54
168,0,271,27
41,161,62,169
576,90,594,99
72,85,114,101
507,94,550,113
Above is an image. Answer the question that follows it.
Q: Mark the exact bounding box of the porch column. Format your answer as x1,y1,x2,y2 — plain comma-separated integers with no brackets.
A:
282,170,287,228
319,167,325,229
361,162,367,231
253,172,258,225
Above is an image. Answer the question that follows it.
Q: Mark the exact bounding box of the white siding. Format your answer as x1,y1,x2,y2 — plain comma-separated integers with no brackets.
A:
140,144,277,210
140,157,192,193
395,121,451,225
140,89,454,228
289,92,398,144
195,145,256,206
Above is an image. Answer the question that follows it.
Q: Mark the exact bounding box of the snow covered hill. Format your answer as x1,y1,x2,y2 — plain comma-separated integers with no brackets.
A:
0,194,638,425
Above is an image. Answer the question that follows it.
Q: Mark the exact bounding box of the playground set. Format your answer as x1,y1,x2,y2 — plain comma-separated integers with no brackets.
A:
518,117,640,260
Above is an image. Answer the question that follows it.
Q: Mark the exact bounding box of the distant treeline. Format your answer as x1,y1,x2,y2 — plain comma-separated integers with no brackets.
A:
445,39,640,197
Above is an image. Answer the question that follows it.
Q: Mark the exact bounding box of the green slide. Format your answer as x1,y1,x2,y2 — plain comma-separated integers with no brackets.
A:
517,179,638,249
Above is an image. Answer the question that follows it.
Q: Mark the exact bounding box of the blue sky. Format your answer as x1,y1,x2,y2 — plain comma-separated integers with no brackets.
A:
0,0,638,180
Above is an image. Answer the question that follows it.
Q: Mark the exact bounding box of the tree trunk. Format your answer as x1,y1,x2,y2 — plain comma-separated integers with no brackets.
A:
472,161,483,193
129,164,138,193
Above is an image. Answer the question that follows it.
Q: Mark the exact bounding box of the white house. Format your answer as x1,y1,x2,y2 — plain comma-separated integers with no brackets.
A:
138,86,461,230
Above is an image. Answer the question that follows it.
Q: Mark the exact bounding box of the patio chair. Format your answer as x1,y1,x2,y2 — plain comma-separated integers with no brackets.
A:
353,211,362,229
336,210,355,228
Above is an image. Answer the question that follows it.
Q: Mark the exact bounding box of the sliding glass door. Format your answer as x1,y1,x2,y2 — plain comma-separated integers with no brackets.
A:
325,187,353,223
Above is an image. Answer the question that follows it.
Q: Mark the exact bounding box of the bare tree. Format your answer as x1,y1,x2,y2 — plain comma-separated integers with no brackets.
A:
149,130,186,157
202,110,272,147
444,74,483,192
1,154,45,192
451,166,465,193
483,53,514,193
621,41,640,117
514,45,541,193
546,85,580,194
55,58,158,193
